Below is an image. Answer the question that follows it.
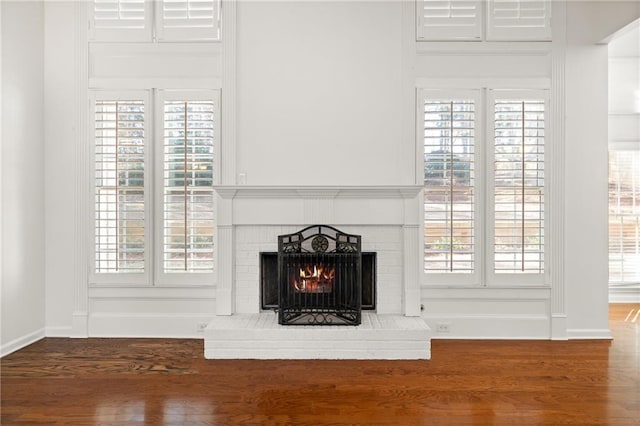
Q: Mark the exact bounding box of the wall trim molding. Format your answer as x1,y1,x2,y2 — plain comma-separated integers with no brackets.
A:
416,41,552,56
72,1,89,338
609,287,640,303
1,328,45,358
550,314,568,340
214,185,423,200
549,0,567,338
88,313,213,338
566,329,613,340
88,286,216,300
424,315,550,339
45,326,73,337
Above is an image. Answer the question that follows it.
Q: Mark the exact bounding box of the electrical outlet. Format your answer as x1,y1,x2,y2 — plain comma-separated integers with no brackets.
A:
196,322,208,332
436,322,451,333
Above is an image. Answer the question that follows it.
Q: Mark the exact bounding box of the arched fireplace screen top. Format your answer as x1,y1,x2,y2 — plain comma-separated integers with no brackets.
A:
278,225,361,255
278,225,362,326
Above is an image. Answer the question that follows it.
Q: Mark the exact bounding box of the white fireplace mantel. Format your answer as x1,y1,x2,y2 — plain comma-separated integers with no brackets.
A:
213,184,423,317
214,185,424,200
207,184,429,359
214,185,424,228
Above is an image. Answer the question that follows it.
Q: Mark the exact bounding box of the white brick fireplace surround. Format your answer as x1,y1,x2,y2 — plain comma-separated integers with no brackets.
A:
204,186,431,359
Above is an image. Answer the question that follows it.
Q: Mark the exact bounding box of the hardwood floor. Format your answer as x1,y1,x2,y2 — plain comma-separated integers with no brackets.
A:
2,304,638,425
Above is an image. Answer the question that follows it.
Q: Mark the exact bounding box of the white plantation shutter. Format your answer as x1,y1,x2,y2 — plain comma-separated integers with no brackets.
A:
417,0,482,41
93,95,149,279
90,0,152,42
158,92,218,278
609,150,640,284
491,91,546,275
157,0,220,41
422,90,480,280
486,0,551,41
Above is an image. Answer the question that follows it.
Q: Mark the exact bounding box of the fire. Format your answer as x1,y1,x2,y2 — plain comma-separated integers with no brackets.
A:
293,264,335,293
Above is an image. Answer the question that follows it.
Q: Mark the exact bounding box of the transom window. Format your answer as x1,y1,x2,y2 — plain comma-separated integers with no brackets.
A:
90,0,221,42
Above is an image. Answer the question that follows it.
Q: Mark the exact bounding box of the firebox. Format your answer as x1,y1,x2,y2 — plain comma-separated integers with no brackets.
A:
277,225,362,326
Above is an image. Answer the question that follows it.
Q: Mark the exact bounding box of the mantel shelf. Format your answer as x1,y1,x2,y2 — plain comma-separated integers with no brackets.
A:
213,185,424,199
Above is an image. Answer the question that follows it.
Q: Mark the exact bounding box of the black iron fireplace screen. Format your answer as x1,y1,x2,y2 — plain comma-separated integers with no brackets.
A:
278,225,362,326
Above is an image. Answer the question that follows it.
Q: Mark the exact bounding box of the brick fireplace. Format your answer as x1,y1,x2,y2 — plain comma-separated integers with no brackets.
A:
204,186,431,359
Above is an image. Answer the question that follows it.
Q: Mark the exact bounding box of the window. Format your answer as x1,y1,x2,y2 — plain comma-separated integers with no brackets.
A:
486,0,552,41
416,0,482,41
90,90,219,286
156,0,221,41
609,150,640,284
91,0,152,42
158,93,216,277
416,0,552,41
90,0,221,42
421,89,548,286
93,91,150,284
422,90,480,284
491,96,545,274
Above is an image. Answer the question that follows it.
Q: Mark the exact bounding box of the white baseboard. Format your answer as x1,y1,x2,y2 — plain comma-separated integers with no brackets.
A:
609,287,640,303
423,315,550,339
1,328,45,358
45,326,72,337
551,314,568,340
71,312,88,338
566,329,613,340
88,313,213,338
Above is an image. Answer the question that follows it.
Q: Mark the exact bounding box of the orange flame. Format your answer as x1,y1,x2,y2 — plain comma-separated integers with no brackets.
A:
293,265,335,293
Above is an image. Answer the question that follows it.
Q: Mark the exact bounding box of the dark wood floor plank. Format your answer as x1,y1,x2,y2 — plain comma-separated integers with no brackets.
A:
2,304,639,425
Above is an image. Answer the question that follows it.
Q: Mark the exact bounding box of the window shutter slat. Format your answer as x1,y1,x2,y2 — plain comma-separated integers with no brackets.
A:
417,0,482,41
157,0,220,41
95,100,146,273
493,99,545,273
163,100,216,273
90,0,151,41
487,0,551,40
424,99,476,273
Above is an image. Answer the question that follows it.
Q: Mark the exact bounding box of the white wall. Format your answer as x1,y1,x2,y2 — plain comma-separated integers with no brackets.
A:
37,1,640,340
564,1,640,336
609,27,639,142
236,1,408,186
43,1,76,336
1,1,46,355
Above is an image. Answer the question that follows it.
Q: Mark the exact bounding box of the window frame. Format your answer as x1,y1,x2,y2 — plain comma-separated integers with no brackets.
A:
89,89,152,286
419,88,550,287
154,89,220,286
88,88,220,287
418,88,484,287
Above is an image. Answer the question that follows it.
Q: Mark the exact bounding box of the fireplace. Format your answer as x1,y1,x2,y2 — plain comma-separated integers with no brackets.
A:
275,225,362,325
260,252,376,311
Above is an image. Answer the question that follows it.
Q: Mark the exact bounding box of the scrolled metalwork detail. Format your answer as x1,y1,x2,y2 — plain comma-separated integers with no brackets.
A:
311,236,329,253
